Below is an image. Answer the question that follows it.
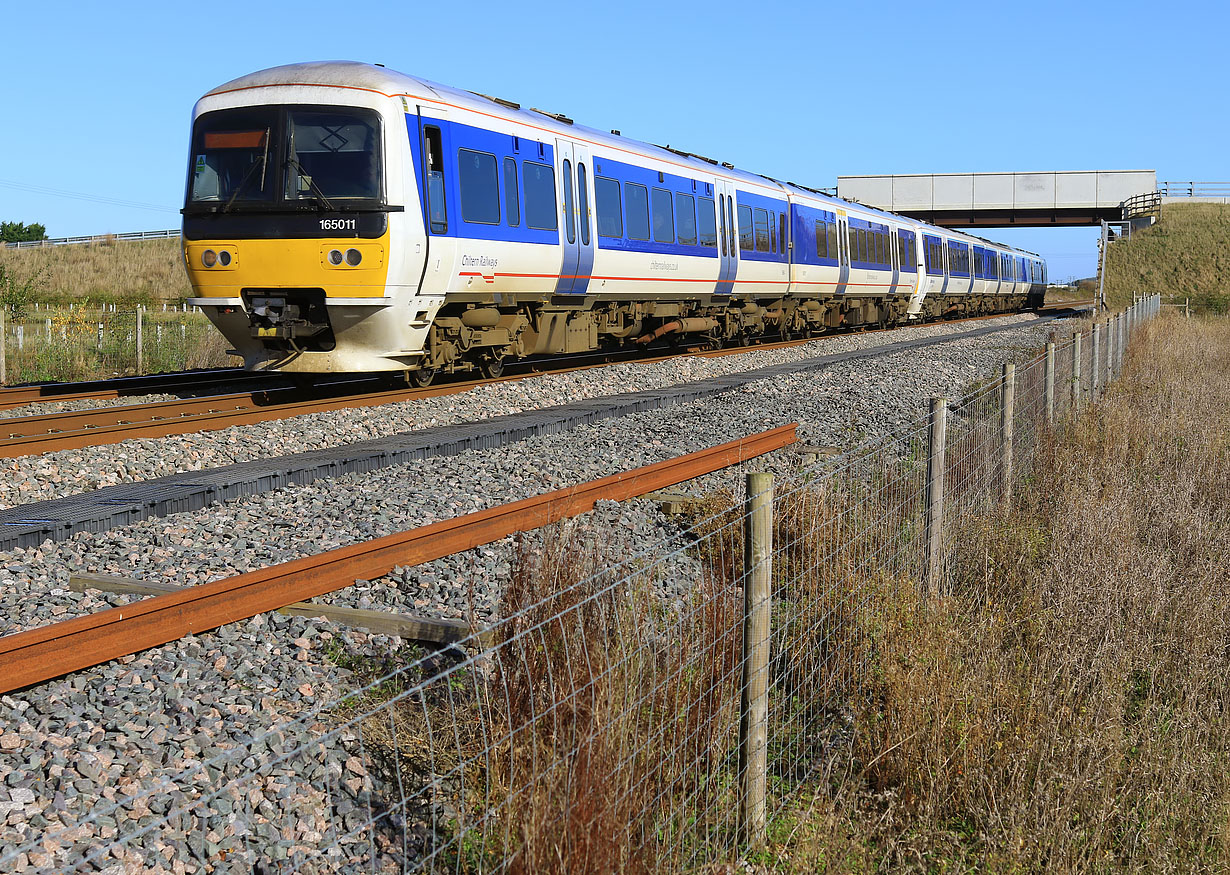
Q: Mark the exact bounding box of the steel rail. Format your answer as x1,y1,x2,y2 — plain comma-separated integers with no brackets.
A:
1,302,1088,414
0,377,503,458
0,368,264,412
0,305,1089,458
0,423,796,694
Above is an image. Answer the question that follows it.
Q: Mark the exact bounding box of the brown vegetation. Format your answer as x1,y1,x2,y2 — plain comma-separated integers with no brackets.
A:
0,238,190,304
776,314,1230,871
1104,202,1230,314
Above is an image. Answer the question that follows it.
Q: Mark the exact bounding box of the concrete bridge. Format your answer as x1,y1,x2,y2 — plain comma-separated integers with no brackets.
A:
836,170,1157,228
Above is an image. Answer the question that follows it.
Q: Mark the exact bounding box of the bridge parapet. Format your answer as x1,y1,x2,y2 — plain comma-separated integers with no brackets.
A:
837,170,1158,228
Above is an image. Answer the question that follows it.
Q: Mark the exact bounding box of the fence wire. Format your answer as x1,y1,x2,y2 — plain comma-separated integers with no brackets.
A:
0,306,227,384
0,297,1161,873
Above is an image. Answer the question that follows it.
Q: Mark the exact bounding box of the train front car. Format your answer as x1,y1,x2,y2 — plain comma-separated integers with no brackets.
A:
182,63,428,374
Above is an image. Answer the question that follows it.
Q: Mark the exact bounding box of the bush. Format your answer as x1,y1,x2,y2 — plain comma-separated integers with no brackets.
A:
0,221,47,243
0,262,45,318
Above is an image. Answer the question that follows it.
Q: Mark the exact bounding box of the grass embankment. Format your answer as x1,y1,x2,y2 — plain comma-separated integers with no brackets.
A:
777,315,1230,871
1104,202,1230,314
0,238,190,306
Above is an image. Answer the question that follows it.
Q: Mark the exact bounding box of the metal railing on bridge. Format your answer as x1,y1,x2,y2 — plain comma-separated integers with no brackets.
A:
2,229,180,249
1158,181,1230,198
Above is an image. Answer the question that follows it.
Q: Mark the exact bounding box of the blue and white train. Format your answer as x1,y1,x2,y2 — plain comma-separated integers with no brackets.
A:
182,61,1047,381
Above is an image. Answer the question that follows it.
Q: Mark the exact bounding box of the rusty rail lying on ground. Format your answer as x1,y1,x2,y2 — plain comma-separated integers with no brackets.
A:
0,423,797,694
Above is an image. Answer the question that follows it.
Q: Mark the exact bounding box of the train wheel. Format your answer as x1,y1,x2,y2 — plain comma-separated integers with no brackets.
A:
481,355,505,379
411,367,436,388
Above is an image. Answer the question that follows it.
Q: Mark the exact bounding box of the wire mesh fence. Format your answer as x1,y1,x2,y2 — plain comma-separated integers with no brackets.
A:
0,305,231,384
0,297,1161,873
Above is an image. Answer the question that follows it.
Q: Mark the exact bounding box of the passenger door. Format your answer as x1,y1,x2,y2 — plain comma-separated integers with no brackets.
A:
836,213,850,294
554,139,594,294
714,179,737,294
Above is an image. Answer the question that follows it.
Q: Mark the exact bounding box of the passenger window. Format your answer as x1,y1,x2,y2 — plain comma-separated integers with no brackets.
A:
595,176,622,237
504,157,520,227
738,204,754,251
754,208,770,251
522,161,558,231
562,159,575,244
827,223,838,261
717,195,727,254
424,126,447,234
458,148,500,225
698,196,717,247
769,212,777,252
779,212,787,254
626,182,650,240
726,198,736,256
848,227,857,263
578,162,590,246
815,220,825,258
676,193,697,245
651,187,674,243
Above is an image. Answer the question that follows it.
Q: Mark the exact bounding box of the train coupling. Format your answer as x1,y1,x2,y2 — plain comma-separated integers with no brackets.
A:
242,289,334,347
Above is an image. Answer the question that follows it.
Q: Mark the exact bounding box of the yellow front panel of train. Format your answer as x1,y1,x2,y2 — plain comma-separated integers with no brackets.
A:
184,233,389,298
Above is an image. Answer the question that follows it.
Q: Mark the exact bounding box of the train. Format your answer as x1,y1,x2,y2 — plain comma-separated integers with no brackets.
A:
182,61,1047,383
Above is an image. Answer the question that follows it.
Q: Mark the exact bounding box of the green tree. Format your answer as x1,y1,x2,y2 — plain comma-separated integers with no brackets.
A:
0,221,48,243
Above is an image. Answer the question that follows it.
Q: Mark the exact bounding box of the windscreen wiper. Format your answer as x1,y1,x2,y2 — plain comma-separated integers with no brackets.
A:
286,157,335,211
221,128,270,214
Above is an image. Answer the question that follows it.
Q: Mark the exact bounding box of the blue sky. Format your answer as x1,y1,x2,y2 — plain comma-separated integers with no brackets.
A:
2,0,1223,280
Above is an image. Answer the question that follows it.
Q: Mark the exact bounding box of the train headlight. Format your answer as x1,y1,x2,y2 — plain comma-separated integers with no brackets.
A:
328,249,344,265
345,248,362,266
218,250,232,267
202,249,217,267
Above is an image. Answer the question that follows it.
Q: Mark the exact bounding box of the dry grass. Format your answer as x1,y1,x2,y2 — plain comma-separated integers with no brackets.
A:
1104,203,1230,314
309,314,1228,873
770,314,1230,871
329,519,746,874
487,522,745,873
0,238,190,304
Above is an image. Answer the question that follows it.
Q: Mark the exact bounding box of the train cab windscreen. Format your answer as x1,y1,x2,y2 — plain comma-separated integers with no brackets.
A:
186,106,383,210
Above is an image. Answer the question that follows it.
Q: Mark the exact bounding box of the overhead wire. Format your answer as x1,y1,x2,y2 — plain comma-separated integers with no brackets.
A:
0,178,177,214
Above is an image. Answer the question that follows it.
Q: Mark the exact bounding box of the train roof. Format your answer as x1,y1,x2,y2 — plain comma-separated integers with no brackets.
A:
203,61,1042,260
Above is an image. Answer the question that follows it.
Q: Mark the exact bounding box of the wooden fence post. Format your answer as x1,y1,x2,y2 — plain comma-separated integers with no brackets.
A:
924,397,947,597
1116,313,1124,377
1072,331,1082,412
1091,322,1101,401
1107,315,1116,381
1000,363,1015,505
0,307,6,386
1044,342,1055,426
135,306,144,375
740,472,773,852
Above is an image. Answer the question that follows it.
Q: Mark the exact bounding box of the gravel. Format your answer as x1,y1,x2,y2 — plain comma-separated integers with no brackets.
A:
0,313,1057,511
0,312,1068,871
0,393,183,422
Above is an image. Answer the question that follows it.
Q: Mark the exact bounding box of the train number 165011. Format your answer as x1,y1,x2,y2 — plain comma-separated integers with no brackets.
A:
319,218,357,231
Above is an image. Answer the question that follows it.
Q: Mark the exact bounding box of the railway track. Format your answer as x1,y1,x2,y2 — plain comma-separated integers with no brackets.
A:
0,308,1084,551
0,424,797,694
0,367,274,412
0,304,1092,459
